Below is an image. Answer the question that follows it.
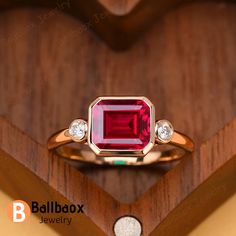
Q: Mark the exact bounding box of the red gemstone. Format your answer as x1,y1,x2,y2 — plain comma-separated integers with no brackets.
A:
91,98,151,150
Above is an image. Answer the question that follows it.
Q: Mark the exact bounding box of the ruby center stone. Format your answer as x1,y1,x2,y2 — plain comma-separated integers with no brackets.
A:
91,98,151,150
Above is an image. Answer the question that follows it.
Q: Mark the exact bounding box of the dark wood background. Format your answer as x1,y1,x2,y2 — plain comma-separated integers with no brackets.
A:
0,1,236,235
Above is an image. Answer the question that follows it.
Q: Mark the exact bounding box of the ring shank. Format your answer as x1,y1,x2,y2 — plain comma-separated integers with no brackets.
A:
47,129,194,166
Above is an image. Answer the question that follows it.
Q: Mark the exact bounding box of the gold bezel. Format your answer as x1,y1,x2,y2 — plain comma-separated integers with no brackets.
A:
87,96,155,157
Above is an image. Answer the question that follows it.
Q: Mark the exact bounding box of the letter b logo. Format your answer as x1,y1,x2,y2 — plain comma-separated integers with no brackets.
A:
8,200,31,223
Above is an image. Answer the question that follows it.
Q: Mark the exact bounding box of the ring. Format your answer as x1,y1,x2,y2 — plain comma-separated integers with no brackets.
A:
47,96,194,166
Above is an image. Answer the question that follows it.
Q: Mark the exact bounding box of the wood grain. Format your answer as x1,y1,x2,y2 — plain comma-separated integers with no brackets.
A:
1,111,236,235
0,2,236,236
150,154,236,236
0,147,106,236
0,0,235,49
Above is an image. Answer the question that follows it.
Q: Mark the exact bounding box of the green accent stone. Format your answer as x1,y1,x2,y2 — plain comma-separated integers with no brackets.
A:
113,160,126,165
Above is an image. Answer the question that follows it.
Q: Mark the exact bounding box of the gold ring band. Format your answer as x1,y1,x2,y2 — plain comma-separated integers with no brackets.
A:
48,129,194,165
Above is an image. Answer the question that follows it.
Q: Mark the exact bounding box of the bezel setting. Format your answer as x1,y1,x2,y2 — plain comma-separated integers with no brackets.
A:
68,119,88,142
155,119,174,143
88,96,155,157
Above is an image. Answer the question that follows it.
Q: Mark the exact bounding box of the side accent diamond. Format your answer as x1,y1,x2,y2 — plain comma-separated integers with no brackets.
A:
155,120,174,143
68,119,87,141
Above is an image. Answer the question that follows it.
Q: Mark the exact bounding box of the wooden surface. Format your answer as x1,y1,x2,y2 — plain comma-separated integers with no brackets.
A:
150,154,236,236
0,0,235,49
0,1,236,236
0,148,106,236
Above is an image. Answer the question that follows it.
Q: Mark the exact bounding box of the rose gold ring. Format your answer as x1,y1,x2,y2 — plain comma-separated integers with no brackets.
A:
47,96,194,165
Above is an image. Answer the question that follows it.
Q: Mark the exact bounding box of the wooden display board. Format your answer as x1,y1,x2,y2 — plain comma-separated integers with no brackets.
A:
0,1,236,235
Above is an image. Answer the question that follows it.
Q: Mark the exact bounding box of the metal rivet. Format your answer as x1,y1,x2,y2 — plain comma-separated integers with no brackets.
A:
113,216,142,236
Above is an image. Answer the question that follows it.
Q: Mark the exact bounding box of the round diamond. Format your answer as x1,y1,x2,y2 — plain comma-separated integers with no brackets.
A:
155,120,174,143
68,119,87,141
